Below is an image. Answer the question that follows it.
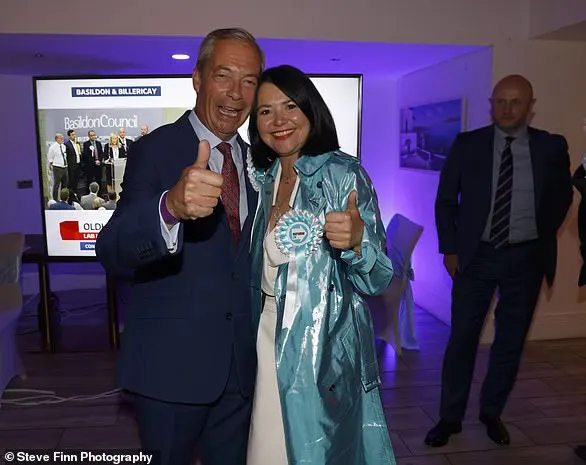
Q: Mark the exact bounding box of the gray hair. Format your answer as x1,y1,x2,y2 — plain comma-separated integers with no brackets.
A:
195,28,265,74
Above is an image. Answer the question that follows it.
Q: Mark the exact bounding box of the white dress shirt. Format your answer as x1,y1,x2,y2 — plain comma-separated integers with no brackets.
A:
70,140,80,163
48,142,68,168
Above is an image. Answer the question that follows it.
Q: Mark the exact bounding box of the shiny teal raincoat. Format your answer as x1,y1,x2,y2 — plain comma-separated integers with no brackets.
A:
249,150,397,464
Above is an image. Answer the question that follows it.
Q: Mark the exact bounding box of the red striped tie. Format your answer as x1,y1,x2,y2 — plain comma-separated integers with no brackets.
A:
217,142,240,244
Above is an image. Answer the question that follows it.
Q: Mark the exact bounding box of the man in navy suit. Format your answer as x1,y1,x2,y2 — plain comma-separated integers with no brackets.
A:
95,28,264,465
426,75,573,447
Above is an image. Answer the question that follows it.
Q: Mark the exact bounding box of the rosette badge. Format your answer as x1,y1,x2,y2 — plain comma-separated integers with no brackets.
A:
274,209,323,256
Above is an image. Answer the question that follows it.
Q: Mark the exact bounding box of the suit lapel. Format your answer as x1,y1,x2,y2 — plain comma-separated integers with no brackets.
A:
235,138,258,257
234,178,257,258
479,125,496,216
237,138,258,226
528,128,544,211
177,110,201,167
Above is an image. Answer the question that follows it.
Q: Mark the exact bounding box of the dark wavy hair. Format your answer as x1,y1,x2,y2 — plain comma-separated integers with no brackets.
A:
248,65,340,169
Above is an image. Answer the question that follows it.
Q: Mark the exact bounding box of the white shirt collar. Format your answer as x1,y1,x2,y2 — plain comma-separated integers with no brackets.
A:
189,110,239,152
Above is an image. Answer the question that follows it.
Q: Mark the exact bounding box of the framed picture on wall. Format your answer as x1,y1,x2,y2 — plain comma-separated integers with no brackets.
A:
399,97,466,172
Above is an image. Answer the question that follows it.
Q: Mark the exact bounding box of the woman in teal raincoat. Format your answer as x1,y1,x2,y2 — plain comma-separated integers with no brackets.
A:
246,65,397,465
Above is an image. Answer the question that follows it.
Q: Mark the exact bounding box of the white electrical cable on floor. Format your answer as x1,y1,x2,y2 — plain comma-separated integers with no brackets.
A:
2,388,123,406
4,388,55,395
10,289,124,407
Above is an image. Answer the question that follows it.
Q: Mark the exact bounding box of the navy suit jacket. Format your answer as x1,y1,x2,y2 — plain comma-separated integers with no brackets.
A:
435,125,572,286
95,111,258,404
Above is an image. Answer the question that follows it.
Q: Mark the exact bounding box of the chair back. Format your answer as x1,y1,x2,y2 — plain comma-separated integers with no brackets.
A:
369,214,423,354
0,233,26,396
0,233,25,285
385,214,424,276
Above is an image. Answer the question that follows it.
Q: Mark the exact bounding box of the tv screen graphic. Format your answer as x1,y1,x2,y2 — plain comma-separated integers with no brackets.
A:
33,75,362,258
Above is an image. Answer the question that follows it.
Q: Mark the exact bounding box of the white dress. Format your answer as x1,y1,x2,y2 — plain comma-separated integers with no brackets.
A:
248,166,300,464
247,226,290,465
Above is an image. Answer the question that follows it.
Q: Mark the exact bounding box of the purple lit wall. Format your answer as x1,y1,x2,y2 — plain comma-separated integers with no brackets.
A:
0,74,41,235
360,74,399,223
362,48,492,324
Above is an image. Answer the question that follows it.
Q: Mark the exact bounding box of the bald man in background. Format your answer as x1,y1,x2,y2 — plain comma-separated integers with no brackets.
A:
427,74,573,447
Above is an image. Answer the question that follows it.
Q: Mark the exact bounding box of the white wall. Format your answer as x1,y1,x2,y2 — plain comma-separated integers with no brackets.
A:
530,0,586,37
0,75,42,234
1,0,530,45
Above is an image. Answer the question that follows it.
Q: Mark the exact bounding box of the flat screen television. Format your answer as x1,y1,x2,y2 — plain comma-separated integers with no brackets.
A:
33,74,363,258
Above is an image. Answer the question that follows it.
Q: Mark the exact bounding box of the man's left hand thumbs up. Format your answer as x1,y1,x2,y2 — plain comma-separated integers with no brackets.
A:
325,190,364,253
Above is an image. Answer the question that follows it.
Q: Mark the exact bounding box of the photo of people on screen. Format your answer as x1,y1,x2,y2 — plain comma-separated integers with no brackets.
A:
43,126,142,211
47,133,68,202
104,133,127,193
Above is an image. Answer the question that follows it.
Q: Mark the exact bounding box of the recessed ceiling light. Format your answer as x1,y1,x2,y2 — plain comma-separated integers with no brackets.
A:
172,54,190,60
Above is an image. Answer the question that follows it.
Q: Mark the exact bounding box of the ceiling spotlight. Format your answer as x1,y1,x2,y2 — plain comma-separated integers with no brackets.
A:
172,54,190,60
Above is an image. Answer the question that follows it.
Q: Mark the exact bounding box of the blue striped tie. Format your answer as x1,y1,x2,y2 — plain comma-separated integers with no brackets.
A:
489,136,515,248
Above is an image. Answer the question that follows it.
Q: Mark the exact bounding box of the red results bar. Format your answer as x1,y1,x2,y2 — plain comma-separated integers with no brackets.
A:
59,221,98,241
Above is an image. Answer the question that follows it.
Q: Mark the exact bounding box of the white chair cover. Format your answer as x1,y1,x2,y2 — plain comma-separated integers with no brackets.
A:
0,233,26,405
369,215,423,354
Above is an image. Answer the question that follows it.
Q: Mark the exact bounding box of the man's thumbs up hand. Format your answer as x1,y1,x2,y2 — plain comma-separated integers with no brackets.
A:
192,140,212,169
165,140,225,222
